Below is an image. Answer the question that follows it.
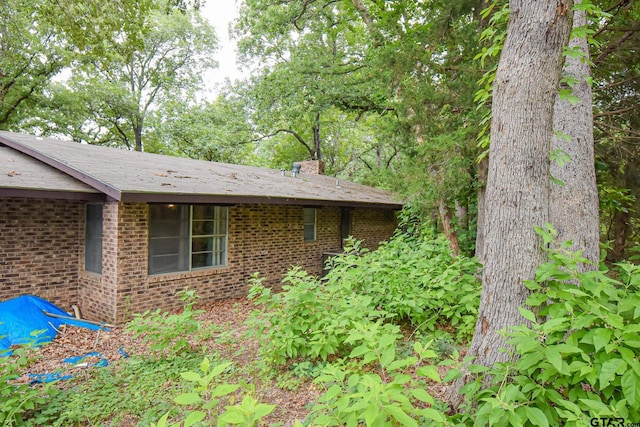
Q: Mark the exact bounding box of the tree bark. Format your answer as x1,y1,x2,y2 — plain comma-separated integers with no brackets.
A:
447,0,573,406
313,112,321,160
550,7,600,271
438,200,461,256
611,209,630,262
475,156,488,263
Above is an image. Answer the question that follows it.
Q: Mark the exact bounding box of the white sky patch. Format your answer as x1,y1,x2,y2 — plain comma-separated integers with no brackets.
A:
200,0,246,98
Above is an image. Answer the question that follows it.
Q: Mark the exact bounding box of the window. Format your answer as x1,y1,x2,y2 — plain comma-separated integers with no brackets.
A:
148,204,227,275
85,203,103,274
303,208,316,242
340,208,352,247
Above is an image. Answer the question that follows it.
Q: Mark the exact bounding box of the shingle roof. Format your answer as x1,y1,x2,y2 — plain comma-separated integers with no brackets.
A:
0,131,402,208
0,146,102,200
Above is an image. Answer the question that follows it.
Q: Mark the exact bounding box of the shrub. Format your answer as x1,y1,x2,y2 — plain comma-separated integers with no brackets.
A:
248,225,481,367
152,357,276,427
308,339,452,426
126,288,212,359
458,226,640,426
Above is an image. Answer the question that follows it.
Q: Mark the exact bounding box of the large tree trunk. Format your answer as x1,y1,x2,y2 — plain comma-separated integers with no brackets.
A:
447,0,573,406
550,7,600,270
475,156,488,263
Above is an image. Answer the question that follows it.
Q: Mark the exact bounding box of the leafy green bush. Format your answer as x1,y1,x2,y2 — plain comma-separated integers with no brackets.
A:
326,233,480,336
458,227,640,426
308,339,452,426
126,288,212,359
0,339,58,426
152,357,276,427
248,226,480,367
247,267,387,366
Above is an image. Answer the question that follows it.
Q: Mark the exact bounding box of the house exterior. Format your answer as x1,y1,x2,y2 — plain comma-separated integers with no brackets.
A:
0,131,401,323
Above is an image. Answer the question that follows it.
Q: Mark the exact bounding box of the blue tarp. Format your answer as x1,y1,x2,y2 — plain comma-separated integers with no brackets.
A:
0,295,105,353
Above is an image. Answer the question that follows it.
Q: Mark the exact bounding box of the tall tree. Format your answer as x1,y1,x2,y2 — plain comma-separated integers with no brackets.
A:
550,5,600,269
34,0,217,151
592,0,640,261
448,0,574,404
236,0,391,164
0,0,70,129
146,93,256,163
235,0,486,252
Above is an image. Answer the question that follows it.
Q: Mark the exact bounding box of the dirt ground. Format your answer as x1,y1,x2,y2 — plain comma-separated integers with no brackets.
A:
18,298,320,426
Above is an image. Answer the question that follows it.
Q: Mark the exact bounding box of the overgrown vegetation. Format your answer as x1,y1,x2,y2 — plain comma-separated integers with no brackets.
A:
5,224,640,425
248,228,481,367
456,226,640,426
0,337,56,426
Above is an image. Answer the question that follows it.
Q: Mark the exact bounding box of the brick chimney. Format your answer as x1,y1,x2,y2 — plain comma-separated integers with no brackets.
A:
300,160,325,175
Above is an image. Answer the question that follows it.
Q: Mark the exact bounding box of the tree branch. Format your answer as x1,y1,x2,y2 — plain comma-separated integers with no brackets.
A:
253,128,314,155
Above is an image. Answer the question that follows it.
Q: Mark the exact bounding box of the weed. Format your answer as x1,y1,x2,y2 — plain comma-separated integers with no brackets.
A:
126,287,212,359
43,354,205,426
0,337,58,426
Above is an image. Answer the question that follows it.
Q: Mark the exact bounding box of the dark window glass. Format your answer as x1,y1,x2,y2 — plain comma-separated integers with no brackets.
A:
85,204,103,274
149,205,227,274
303,208,316,242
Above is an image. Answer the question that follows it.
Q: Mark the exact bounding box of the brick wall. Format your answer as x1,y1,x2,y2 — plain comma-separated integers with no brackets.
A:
0,197,82,310
110,204,348,322
1,197,397,323
105,203,396,323
78,201,118,322
352,208,398,250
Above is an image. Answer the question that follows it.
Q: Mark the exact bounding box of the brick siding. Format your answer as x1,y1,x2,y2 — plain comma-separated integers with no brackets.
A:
0,198,82,310
1,198,397,323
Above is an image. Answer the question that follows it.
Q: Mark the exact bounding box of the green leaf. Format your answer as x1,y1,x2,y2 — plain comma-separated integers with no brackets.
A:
385,405,418,427
518,307,537,323
559,88,581,105
200,357,210,373
180,371,202,383
416,365,441,382
544,347,563,373
592,328,613,352
525,407,549,427
211,383,241,398
420,407,448,422
174,393,203,406
599,358,626,389
208,361,233,378
442,368,461,383
621,370,640,407
217,410,245,425
364,404,381,426
410,388,435,404
525,292,548,306
253,403,277,418
578,399,613,416
320,385,342,402
184,411,206,427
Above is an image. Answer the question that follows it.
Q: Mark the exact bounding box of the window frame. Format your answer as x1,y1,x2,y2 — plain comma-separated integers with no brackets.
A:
303,207,317,242
148,204,228,275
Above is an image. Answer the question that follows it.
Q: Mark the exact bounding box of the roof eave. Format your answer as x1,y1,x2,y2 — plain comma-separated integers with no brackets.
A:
120,192,402,209
0,135,122,200
0,188,106,202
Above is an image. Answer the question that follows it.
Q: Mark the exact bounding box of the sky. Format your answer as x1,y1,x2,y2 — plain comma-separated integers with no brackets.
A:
200,1,244,96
